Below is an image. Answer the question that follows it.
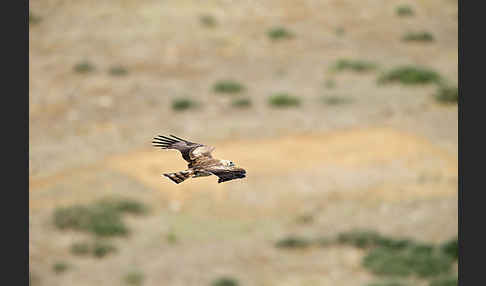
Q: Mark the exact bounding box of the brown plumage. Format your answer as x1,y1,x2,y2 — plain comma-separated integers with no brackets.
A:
152,135,246,184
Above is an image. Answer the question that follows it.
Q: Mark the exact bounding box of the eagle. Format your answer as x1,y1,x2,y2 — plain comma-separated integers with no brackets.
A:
151,134,247,184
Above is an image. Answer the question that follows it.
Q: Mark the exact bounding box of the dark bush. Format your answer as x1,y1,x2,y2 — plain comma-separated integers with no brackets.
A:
377,66,442,85
109,66,129,76
268,93,301,108
338,230,383,248
29,11,42,25
71,241,91,256
338,230,413,250
267,27,293,40
402,31,434,42
211,276,239,286
93,240,117,258
275,235,311,249
324,79,337,89
396,5,414,17
53,262,69,274
435,86,458,104
213,80,245,94
321,95,353,105
167,232,178,244
335,27,345,36
441,237,458,260
295,214,314,224
73,61,96,74
54,205,93,230
172,98,198,111
362,246,454,278
124,271,145,286
231,98,252,108
53,198,148,237
96,197,148,215
200,15,217,27
332,59,377,72
87,206,128,237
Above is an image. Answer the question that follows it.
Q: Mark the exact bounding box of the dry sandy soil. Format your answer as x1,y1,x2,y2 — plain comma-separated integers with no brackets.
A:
29,0,457,285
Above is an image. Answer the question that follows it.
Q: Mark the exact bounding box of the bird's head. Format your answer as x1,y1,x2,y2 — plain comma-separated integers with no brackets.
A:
221,160,236,167
218,160,246,182
220,160,246,177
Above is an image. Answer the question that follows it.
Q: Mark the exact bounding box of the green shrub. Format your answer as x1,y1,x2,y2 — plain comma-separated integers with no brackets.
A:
172,98,198,111
96,197,148,215
29,11,42,25
53,198,147,237
338,230,413,250
429,276,457,286
200,15,217,27
71,240,117,258
267,27,293,40
337,230,454,278
73,61,96,74
231,98,252,108
402,31,434,42
362,247,415,277
295,214,314,224
377,238,415,251
396,5,414,17
124,271,144,286
213,80,245,94
109,66,129,76
85,206,128,237
435,85,458,104
211,276,239,286
167,232,178,244
335,27,345,36
321,95,353,105
53,262,69,274
440,237,458,260
338,230,384,248
377,66,442,85
324,79,336,89
93,240,117,258
71,242,91,256
268,93,301,107
54,205,93,230
362,246,454,278
275,235,311,249
332,59,377,72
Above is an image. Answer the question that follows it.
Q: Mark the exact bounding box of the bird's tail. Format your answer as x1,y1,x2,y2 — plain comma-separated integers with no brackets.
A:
163,171,191,184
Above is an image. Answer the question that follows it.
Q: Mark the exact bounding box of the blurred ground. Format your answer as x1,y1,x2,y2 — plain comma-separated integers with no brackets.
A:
29,0,457,285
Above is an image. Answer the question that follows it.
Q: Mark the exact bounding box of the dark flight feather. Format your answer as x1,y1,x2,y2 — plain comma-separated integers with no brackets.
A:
152,134,204,163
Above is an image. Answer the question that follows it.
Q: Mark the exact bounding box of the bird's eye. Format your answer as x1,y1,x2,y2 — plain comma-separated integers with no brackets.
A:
229,161,234,166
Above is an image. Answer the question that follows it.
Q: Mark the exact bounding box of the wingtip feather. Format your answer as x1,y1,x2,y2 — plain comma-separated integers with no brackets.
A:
155,136,177,143
170,134,190,142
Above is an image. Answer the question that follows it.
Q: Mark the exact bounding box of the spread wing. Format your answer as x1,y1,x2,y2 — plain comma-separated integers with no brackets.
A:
205,165,247,184
152,134,215,163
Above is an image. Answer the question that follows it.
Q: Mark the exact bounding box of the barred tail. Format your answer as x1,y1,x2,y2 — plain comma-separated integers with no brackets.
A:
163,171,191,184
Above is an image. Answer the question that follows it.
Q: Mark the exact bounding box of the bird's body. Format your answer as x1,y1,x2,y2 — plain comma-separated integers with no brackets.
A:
152,135,246,184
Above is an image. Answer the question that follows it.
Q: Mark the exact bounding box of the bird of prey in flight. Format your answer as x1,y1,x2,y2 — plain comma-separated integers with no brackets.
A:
152,135,247,184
